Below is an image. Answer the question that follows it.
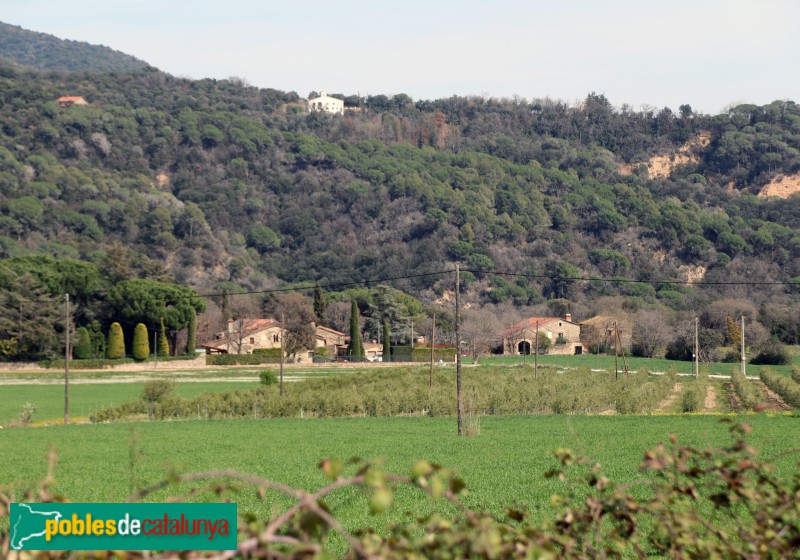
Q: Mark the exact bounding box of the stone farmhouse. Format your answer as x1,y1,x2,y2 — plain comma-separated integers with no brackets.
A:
307,92,344,115
501,314,583,355
201,319,346,363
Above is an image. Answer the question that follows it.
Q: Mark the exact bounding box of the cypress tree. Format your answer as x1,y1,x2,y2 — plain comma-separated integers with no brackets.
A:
382,319,390,363
107,322,125,359
313,284,326,323
187,307,197,355
73,327,92,360
132,323,150,361
158,317,170,357
349,300,364,359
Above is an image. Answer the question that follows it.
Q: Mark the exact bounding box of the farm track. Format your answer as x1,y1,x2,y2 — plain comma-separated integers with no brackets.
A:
704,384,717,411
756,381,792,412
656,382,683,412
725,382,745,412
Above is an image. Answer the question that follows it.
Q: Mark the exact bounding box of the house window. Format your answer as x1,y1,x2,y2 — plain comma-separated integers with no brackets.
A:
249,337,255,344
273,334,279,343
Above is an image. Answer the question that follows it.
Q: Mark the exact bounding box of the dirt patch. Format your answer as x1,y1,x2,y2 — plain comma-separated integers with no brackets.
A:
726,382,745,412
704,384,717,412
756,381,791,412
656,382,683,412
678,264,707,284
619,132,710,178
758,173,800,199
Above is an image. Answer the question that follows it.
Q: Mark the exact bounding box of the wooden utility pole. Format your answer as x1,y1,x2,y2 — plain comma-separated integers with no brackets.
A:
455,265,463,436
615,322,620,380
280,313,285,397
694,317,700,377
64,294,70,425
534,321,539,380
429,313,435,388
740,315,746,377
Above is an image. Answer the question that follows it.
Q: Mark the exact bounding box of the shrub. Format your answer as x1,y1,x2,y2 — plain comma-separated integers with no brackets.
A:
679,378,706,412
760,369,800,408
206,353,266,366
259,370,277,385
750,339,790,365
19,401,35,426
106,322,125,359
731,369,763,409
158,318,170,357
132,323,150,361
142,379,176,403
73,327,92,360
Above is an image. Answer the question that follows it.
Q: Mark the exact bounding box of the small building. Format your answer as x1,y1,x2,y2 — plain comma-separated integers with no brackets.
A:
57,96,88,108
201,318,345,363
307,92,344,115
501,314,582,355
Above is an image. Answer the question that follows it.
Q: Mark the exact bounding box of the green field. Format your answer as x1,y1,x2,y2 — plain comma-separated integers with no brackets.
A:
2,415,799,545
0,381,258,424
479,351,800,376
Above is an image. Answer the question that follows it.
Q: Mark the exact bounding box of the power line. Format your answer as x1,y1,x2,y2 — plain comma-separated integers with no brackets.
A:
3,265,797,309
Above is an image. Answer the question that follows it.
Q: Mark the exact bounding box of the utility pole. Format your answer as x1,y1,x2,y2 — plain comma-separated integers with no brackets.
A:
740,315,746,377
455,265,462,436
64,294,70,425
153,329,158,369
694,317,700,377
615,322,620,380
429,313,435,388
280,313,285,397
534,321,539,380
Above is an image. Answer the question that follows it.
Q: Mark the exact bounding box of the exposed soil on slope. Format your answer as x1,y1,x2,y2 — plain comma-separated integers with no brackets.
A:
758,173,800,199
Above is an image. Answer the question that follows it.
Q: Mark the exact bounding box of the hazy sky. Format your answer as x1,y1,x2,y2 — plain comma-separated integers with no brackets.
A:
3,0,798,114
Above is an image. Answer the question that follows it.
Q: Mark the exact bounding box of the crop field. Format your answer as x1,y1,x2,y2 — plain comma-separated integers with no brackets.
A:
2,414,799,552
0,381,260,425
2,357,800,554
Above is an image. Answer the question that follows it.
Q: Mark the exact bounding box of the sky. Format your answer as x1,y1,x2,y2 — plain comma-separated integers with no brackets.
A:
3,0,799,115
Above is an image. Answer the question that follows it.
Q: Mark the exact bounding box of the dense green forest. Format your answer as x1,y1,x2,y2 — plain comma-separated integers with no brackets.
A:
0,22,148,73
1,23,800,358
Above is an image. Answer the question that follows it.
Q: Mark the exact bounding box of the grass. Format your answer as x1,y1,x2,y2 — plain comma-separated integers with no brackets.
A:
479,351,800,377
2,415,799,552
0,382,258,425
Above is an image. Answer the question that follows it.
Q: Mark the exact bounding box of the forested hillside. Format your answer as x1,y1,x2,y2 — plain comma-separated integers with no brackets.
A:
1,32,800,352
0,22,148,73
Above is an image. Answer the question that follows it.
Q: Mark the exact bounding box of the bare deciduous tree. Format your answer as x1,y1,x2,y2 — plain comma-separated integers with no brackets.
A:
631,309,671,358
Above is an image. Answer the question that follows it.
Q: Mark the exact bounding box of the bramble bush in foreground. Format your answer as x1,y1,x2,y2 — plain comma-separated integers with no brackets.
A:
2,421,799,558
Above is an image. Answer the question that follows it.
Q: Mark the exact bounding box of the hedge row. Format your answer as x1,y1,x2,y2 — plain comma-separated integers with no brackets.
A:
731,369,764,409
760,369,800,408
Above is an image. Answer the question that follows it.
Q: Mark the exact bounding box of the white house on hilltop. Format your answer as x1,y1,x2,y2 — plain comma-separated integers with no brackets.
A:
307,92,344,115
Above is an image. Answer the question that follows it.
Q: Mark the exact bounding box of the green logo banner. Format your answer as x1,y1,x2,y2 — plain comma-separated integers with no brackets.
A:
10,502,237,551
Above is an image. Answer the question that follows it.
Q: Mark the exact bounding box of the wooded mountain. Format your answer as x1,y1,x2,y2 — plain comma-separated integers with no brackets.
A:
0,23,799,327
0,22,149,73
